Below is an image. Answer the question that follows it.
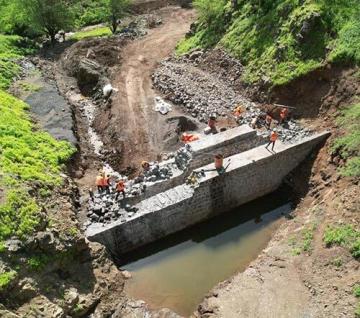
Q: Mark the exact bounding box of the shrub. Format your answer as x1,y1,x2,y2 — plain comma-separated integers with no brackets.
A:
0,271,16,291
331,103,360,177
324,224,360,259
27,254,51,271
354,284,360,298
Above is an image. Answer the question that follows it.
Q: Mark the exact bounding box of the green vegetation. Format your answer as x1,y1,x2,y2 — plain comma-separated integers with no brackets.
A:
1,0,131,40
302,224,316,252
330,257,343,267
70,26,112,41
0,34,36,90
18,81,41,92
354,284,360,298
324,224,360,259
66,226,79,237
0,90,75,242
0,271,17,291
289,223,317,255
178,0,360,86
107,0,131,34
73,303,84,314
72,0,108,28
27,254,51,271
331,103,360,177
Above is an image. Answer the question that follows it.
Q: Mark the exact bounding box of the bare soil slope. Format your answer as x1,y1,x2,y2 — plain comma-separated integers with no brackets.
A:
93,7,196,170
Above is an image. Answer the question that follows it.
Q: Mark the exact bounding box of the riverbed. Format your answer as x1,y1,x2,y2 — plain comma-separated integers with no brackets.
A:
123,190,291,316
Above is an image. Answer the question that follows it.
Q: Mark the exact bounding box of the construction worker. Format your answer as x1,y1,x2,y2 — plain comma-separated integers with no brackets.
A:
96,173,105,192
141,161,150,172
265,113,273,129
265,129,278,151
233,105,243,118
251,115,259,129
88,188,94,202
115,179,126,200
103,174,111,194
208,115,217,133
279,107,289,124
214,154,224,174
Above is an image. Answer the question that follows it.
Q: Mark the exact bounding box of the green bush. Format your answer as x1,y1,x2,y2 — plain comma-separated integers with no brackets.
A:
331,103,360,177
27,254,51,271
0,271,16,291
324,224,360,258
72,0,108,28
354,284,360,298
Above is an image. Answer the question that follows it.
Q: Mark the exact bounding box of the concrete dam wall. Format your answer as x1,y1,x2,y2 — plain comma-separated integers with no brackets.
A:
87,129,329,255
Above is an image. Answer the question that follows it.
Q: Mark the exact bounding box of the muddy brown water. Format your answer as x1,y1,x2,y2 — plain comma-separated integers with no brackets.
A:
122,189,292,316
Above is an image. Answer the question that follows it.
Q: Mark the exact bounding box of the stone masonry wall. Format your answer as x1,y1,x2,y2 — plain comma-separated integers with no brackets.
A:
87,132,329,255
128,126,263,204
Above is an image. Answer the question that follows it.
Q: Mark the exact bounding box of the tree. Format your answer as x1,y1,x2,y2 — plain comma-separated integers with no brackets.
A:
106,0,131,34
18,0,74,44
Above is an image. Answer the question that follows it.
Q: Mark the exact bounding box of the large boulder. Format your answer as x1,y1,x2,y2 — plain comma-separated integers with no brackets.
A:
76,59,102,95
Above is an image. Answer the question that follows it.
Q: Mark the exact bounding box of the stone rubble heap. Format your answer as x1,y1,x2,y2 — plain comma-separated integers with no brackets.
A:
237,105,312,143
152,60,252,123
153,52,312,143
86,145,193,226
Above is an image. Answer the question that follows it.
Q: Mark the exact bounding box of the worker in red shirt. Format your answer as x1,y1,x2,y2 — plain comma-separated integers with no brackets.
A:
115,179,126,200
265,129,278,151
279,107,289,124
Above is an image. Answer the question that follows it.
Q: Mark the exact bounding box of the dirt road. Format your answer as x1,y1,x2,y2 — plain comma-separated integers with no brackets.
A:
94,7,196,170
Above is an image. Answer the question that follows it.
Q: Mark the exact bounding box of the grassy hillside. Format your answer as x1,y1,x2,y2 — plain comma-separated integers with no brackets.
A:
331,103,360,177
0,91,75,243
178,0,360,86
0,36,75,248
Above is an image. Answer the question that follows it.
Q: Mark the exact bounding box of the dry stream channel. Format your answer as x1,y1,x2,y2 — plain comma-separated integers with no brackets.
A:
122,189,292,316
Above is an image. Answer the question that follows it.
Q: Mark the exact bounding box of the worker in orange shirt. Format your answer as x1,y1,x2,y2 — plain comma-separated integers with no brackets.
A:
265,129,278,151
115,179,126,200
279,107,289,124
96,172,105,192
103,174,111,194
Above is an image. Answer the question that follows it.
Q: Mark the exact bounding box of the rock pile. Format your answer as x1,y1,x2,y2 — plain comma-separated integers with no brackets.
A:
153,52,312,143
152,59,251,123
85,145,193,226
236,105,312,142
